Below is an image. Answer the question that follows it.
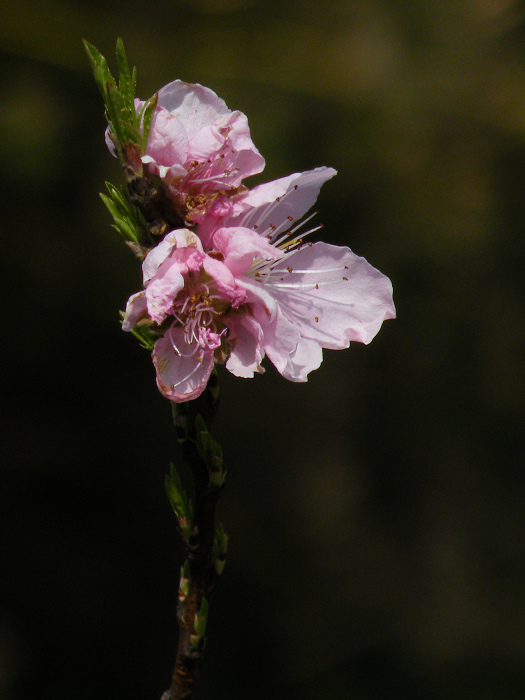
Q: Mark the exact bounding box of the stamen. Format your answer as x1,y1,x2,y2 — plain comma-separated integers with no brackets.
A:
191,172,232,185
238,180,299,231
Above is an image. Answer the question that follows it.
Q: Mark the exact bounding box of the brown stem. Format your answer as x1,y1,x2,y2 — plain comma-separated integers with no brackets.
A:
168,373,221,700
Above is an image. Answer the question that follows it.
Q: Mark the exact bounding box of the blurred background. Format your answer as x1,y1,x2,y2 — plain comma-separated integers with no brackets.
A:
2,0,525,698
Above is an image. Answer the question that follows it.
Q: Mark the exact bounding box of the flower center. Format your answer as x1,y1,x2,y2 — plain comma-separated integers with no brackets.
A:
170,274,229,356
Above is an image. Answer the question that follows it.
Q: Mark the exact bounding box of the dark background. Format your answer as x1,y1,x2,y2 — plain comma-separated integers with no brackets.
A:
2,1,525,698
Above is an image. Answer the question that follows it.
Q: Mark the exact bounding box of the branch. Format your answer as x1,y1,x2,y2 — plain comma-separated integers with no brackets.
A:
166,371,225,700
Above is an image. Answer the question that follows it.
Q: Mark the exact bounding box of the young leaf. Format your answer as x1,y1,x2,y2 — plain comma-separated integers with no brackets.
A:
100,182,153,247
115,37,134,109
165,463,193,542
105,82,126,144
140,93,158,152
195,414,224,485
129,323,157,351
191,597,209,647
85,39,145,162
83,40,110,98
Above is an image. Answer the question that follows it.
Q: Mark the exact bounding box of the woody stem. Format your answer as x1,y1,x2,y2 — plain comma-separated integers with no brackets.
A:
168,371,222,700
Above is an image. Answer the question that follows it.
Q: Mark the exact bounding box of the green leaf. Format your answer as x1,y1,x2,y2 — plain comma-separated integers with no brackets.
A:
115,37,134,108
83,40,114,100
140,93,158,152
105,82,127,144
100,182,153,247
105,181,127,206
128,323,157,351
84,39,145,160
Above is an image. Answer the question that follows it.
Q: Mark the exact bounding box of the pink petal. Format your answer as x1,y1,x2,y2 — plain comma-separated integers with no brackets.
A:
142,229,204,284
219,111,265,179
121,291,148,331
285,336,323,381
157,81,230,139
262,242,395,348
237,277,279,321
145,107,189,168
228,167,337,239
225,313,265,378
105,126,117,156
212,226,282,276
251,305,300,378
187,111,264,183
153,326,214,402
145,262,185,325
202,256,246,307
152,81,263,190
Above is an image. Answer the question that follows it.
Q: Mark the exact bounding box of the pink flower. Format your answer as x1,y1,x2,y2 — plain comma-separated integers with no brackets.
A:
107,80,265,224
123,168,395,402
122,229,247,401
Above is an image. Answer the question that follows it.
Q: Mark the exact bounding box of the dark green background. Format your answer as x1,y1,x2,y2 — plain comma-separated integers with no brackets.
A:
2,1,525,698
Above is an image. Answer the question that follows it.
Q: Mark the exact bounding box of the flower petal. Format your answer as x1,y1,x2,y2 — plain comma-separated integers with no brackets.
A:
202,255,246,307
262,242,395,348
285,336,323,381
228,167,337,240
212,226,282,277
121,291,148,331
145,263,185,325
225,313,265,378
157,80,230,139
217,111,265,181
153,325,214,402
144,106,189,168
143,229,204,284
251,305,301,378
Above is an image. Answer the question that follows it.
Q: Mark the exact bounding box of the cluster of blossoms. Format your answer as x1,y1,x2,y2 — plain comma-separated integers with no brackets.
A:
111,79,395,402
